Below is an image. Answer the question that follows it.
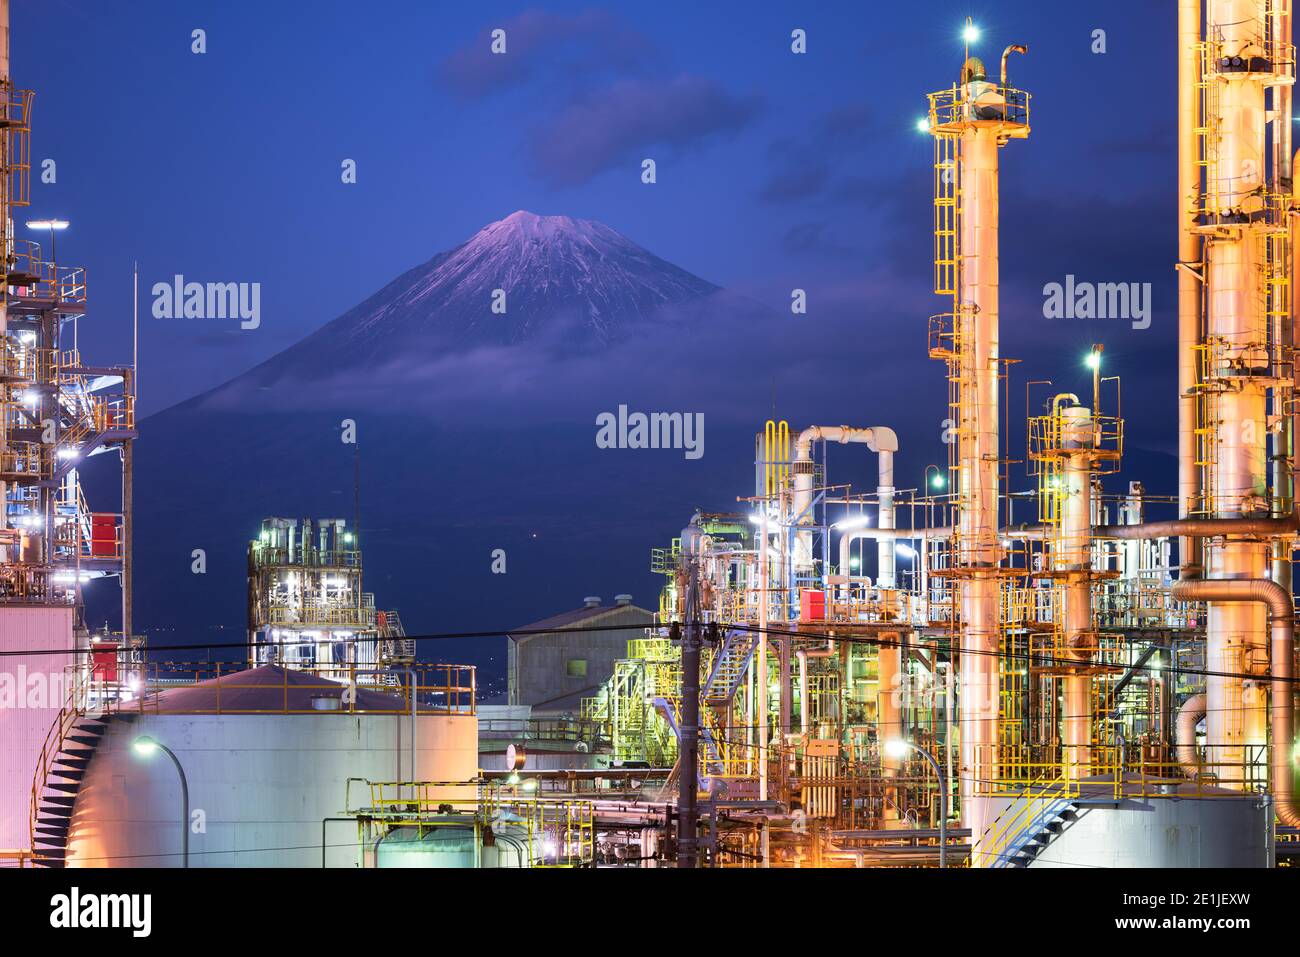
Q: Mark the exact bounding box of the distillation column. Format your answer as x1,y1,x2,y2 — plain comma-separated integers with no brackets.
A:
927,52,1029,850
958,115,1003,838
1201,0,1279,783
1058,403,1097,781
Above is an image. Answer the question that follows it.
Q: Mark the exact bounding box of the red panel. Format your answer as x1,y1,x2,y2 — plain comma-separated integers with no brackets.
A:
91,514,117,557
92,645,119,683
800,588,826,621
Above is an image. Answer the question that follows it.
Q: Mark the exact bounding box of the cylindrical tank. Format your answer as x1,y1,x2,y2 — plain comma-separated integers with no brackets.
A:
1029,791,1271,868
63,667,477,867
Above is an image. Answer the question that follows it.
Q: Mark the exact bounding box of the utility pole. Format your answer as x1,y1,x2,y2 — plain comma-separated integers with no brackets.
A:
676,521,705,868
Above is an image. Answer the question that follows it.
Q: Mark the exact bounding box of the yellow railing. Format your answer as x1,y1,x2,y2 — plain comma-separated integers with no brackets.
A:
928,84,1031,132
978,771,1079,868
118,661,476,715
364,781,595,867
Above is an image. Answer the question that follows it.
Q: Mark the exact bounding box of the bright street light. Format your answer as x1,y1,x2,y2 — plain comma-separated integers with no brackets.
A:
884,738,948,868
26,218,69,264
132,735,190,867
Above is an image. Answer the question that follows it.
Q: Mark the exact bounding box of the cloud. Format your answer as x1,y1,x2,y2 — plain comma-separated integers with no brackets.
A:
782,221,861,259
759,162,829,203
439,10,653,98
529,75,761,187
758,103,874,205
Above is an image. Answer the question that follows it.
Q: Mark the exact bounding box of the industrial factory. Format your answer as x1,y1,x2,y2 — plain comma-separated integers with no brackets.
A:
2,0,1300,888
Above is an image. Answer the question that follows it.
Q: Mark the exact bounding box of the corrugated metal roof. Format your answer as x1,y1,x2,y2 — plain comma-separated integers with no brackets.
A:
511,602,651,640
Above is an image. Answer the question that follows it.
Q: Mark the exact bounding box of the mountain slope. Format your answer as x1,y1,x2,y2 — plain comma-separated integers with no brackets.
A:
246,210,727,381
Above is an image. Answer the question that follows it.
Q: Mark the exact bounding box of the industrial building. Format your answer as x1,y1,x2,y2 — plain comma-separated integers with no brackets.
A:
247,517,413,679
508,595,652,713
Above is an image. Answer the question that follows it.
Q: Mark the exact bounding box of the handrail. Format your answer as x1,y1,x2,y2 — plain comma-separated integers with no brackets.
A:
27,664,100,865
983,771,1078,868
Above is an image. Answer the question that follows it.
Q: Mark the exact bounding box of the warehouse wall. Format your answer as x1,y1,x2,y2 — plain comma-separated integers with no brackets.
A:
510,604,652,713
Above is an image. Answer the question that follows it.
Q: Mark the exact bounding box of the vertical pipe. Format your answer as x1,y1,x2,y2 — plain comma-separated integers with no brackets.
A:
877,449,897,588
1179,0,1204,574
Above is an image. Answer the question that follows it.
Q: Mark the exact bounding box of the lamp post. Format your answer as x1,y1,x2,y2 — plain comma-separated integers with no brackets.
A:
132,735,189,868
25,217,68,266
26,218,72,346
885,738,947,868
925,464,946,492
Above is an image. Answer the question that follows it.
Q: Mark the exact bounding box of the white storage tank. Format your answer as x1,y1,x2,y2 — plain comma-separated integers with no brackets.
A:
60,665,477,867
1009,777,1273,868
373,814,535,868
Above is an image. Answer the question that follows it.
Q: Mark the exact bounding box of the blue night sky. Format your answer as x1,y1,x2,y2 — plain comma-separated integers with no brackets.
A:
12,1,1198,676
18,0,1173,420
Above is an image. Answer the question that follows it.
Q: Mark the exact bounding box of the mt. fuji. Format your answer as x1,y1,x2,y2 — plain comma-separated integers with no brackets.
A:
240,210,740,383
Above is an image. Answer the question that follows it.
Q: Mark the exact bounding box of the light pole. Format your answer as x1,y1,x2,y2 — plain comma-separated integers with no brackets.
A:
885,738,948,868
132,735,189,868
924,464,946,492
25,217,68,266
26,218,72,346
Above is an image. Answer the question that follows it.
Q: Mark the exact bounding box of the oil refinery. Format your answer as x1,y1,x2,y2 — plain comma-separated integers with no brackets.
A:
1,0,1300,916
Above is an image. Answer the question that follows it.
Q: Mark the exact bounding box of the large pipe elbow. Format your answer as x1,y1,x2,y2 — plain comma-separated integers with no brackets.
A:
1172,578,1299,825
1176,693,1207,778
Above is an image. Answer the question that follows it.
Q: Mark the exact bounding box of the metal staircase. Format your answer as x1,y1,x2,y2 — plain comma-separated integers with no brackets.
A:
702,629,756,703
978,772,1089,869
29,711,115,868
651,696,724,775
990,797,1078,868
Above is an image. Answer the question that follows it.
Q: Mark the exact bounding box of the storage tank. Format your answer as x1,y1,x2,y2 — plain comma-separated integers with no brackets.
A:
374,812,536,868
60,665,477,867
1015,777,1272,868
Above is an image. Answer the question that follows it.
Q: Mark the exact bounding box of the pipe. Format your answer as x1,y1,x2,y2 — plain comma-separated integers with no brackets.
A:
792,425,899,578
999,44,1027,89
836,523,1051,583
794,641,836,738
1177,0,1203,574
1093,515,1299,540
1176,692,1208,778
1171,577,1299,824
